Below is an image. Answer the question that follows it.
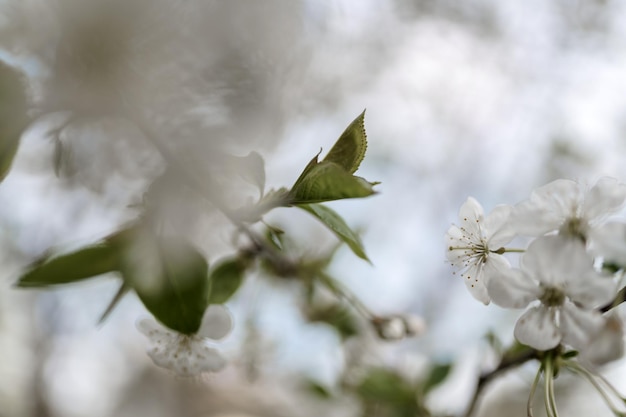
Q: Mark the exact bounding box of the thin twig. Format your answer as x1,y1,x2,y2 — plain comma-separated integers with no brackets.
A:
464,348,539,417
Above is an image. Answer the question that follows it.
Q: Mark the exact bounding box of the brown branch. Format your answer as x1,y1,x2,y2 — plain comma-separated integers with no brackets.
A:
464,347,539,417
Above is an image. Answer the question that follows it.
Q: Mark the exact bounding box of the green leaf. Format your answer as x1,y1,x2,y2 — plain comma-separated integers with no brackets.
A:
422,363,452,394
306,304,360,339
297,203,369,261
17,244,120,287
207,257,247,304
356,368,416,405
121,235,210,334
323,110,367,174
0,62,29,183
289,161,378,204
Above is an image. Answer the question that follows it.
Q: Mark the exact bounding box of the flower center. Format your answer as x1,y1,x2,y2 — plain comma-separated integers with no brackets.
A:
559,216,588,242
539,285,566,307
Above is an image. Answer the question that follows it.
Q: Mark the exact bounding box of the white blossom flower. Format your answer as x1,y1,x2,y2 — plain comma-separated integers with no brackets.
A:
589,221,626,269
511,178,626,240
137,304,233,376
446,197,516,305
579,313,625,368
487,236,616,351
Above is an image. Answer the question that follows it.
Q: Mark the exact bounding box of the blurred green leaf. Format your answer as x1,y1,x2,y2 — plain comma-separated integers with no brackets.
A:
0,62,29,182
356,368,419,417
323,110,367,174
17,244,120,287
305,379,333,399
297,203,369,261
289,161,377,204
306,304,360,339
207,257,247,304
422,363,452,394
122,235,210,334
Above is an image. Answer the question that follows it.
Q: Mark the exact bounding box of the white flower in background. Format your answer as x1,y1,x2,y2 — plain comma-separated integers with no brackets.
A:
511,178,626,240
589,222,626,269
579,313,625,368
487,236,616,351
446,197,516,305
137,304,233,376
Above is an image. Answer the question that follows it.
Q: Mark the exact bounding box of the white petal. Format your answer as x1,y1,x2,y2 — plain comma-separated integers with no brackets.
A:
197,304,233,340
137,318,176,345
461,261,490,305
564,273,616,309
484,204,516,247
583,177,626,221
520,236,571,286
456,197,485,239
559,302,605,350
589,222,626,266
580,314,625,367
487,267,539,309
188,341,227,373
514,306,561,350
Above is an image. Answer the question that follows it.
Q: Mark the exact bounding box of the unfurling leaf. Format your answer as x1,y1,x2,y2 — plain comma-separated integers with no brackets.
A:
0,62,29,182
298,203,369,261
288,112,377,204
289,161,377,204
323,110,367,174
17,244,120,287
121,234,210,335
207,257,247,304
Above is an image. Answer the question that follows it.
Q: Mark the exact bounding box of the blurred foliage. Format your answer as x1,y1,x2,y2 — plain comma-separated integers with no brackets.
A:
0,62,28,183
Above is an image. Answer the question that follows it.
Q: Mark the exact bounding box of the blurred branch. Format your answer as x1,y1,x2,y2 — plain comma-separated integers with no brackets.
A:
600,286,626,313
464,347,538,417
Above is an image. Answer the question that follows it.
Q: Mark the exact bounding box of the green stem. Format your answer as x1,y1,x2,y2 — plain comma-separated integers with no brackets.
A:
527,365,543,417
318,272,374,320
565,361,626,416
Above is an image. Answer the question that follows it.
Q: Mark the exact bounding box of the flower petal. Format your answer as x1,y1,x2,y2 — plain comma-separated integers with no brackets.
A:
486,266,539,309
461,261,490,305
583,177,626,221
559,301,605,350
514,306,561,350
484,204,516,248
197,304,233,340
580,313,625,368
589,222,626,267
511,179,579,236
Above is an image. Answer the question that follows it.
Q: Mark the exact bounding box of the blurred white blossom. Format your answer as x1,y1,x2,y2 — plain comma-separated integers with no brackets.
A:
511,178,626,240
137,304,233,376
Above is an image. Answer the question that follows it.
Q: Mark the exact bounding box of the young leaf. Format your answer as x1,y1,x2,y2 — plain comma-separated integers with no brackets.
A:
207,257,247,304
0,62,29,182
17,244,120,287
297,203,369,261
323,110,367,174
288,161,378,204
121,235,210,334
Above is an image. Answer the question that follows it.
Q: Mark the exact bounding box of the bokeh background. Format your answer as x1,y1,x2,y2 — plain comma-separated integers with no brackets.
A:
2,1,626,416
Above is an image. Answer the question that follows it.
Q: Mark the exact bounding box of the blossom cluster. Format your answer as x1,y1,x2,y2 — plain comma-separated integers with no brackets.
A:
447,178,626,365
